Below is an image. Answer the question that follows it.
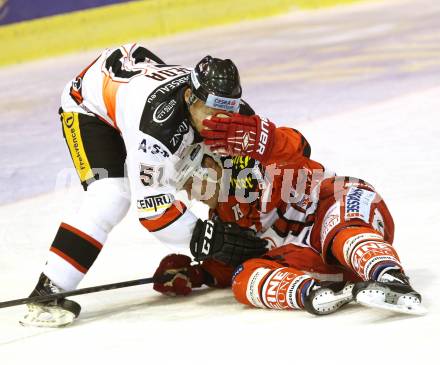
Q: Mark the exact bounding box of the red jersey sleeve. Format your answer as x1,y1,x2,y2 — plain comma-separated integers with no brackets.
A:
263,127,311,166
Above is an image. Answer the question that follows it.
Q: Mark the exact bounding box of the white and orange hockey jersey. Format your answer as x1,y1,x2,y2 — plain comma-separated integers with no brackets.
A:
60,43,254,249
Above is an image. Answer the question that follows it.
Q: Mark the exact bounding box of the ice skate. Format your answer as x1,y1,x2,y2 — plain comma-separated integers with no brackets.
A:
303,281,355,315
353,270,427,315
20,273,81,328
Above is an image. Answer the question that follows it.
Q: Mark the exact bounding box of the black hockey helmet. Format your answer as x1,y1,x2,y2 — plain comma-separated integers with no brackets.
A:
190,55,242,112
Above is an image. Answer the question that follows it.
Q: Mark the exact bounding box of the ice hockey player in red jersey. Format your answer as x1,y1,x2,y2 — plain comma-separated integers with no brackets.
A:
21,44,263,327
152,114,426,316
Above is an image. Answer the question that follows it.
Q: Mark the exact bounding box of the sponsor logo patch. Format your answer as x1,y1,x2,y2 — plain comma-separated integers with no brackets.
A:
350,240,400,280
320,202,341,244
153,100,177,124
246,267,271,309
138,140,170,158
147,74,190,104
345,187,376,223
261,268,309,310
64,114,74,128
342,233,383,266
256,117,270,156
61,112,93,182
137,193,174,212
170,120,189,147
201,220,215,255
206,94,240,112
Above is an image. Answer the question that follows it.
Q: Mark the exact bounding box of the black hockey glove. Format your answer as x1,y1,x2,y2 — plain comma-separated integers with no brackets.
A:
190,218,269,267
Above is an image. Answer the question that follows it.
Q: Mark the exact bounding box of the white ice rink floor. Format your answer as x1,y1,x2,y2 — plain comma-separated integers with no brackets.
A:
1,1,440,363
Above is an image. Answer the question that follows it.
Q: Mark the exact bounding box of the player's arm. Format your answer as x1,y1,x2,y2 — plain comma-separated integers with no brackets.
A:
201,113,311,165
138,194,198,251
132,135,199,250
152,217,268,296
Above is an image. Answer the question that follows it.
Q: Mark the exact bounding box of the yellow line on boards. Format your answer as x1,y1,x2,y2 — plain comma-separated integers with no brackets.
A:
0,0,363,67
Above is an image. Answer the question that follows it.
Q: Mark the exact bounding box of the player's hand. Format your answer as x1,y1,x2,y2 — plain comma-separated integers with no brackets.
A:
201,113,276,163
153,254,206,296
190,218,269,267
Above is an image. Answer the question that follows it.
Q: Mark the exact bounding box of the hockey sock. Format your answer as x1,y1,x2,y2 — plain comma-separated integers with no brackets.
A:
44,223,104,290
43,178,130,290
331,227,403,281
232,259,315,310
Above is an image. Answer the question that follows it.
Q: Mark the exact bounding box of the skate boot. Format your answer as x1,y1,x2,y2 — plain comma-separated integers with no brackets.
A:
20,273,81,327
353,270,427,315
303,281,355,315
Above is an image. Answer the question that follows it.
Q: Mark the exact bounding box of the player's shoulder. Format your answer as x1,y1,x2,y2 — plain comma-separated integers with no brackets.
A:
103,43,166,69
139,81,192,154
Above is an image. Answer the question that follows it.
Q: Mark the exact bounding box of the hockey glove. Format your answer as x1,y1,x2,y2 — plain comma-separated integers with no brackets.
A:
201,113,276,163
190,218,269,267
153,254,206,296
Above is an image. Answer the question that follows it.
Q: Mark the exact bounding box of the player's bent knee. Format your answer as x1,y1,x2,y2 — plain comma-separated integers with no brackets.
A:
86,178,130,227
311,177,395,261
232,259,314,310
64,178,130,241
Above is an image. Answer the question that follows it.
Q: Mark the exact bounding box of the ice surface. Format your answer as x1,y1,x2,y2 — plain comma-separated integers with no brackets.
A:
1,0,439,363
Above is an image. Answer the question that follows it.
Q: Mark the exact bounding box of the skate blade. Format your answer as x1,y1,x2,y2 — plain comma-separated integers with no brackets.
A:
19,304,76,328
356,291,428,316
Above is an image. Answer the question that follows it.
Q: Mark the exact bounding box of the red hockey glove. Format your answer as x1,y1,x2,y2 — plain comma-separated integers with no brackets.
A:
153,254,206,296
201,113,276,163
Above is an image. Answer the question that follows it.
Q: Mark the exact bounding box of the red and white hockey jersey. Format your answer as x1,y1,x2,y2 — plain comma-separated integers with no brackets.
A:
212,131,335,250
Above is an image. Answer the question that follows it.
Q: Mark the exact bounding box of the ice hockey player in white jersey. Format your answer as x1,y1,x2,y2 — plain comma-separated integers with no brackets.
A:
21,43,256,327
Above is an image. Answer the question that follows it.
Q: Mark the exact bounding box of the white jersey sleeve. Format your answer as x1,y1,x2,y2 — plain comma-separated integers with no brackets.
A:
125,130,198,251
